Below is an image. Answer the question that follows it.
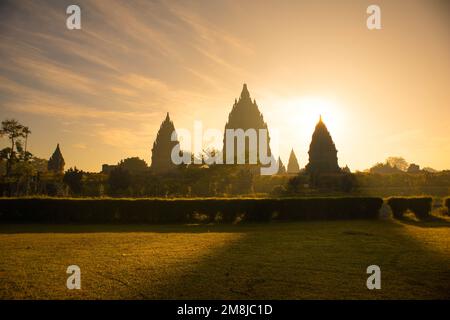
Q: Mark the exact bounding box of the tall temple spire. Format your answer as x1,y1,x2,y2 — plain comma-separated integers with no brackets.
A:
223,83,271,168
151,113,180,173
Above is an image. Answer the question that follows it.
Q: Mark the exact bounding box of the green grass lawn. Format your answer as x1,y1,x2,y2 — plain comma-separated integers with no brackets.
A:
0,217,449,299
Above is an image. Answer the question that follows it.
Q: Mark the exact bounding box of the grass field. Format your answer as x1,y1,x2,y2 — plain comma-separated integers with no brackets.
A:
0,216,449,299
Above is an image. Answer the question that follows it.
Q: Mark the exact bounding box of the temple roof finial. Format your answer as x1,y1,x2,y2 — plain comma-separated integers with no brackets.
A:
240,83,250,100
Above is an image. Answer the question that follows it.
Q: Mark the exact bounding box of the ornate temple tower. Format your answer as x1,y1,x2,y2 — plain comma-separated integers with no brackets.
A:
305,116,340,175
47,143,65,173
222,84,271,166
151,113,180,173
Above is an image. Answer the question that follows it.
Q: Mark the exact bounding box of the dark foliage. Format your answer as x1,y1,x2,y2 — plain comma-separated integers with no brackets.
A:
387,197,432,220
0,197,383,224
117,157,148,174
63,167,84,195
45,182,58,197
108,167,131,195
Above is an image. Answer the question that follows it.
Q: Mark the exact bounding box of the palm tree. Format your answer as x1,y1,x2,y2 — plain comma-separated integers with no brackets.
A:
23,126,31,153
0,119,26,175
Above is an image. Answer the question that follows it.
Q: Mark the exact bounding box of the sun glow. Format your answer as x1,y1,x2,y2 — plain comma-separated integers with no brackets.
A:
270,96,345,138
263,95,347,166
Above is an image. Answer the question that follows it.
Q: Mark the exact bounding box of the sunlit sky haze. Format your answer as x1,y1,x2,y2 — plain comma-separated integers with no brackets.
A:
0,0,449,171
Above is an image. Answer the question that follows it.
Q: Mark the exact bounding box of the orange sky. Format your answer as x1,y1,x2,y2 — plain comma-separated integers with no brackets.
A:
1,0,449,172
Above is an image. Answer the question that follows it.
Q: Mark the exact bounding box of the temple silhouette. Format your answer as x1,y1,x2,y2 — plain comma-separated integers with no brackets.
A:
287,149,300,174
305,116,341,175
48,143,65,173
222,84,271,166
146,84,341,176
151,112,180,173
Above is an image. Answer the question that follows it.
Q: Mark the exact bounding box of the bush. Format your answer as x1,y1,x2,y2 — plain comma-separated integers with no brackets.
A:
387,198,409,219
410,198,433,220
0,197,383,224
387,197,432,220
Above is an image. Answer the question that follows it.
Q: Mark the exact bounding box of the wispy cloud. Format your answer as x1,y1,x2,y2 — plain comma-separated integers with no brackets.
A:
1,0,448,171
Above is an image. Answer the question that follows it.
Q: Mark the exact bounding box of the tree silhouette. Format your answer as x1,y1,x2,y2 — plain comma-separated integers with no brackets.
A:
407,163,421,173
369,162,403,174
108,166,131,195
118,157,148,174
23,126,31,153
387,157,409,172
63,167,84,195
0,119,28,175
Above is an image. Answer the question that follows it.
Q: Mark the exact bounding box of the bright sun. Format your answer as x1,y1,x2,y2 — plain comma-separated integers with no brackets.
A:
297,96,339,127
279,96,343,136
265,95,346,162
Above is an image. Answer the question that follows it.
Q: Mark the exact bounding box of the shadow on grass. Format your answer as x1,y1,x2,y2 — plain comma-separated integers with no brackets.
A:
394,214,450,229
132,219,450,299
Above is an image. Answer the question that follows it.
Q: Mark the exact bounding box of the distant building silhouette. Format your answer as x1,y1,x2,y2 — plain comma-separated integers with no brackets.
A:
151,112,180,173
305,116,340,175
101,164,117,174
287,149,300,174
222,84,271,166
47,143,65,173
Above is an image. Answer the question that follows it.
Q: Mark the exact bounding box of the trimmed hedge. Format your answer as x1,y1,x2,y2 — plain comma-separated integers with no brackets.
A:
0,197,383,224
387,197,432,220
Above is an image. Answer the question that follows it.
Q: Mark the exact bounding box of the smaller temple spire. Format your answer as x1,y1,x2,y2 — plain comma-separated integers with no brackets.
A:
277,156,286,174
48,143,65,173
287,149,300,174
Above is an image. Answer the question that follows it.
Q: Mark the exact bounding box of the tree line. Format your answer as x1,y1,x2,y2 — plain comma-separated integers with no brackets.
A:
1,119,448,198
